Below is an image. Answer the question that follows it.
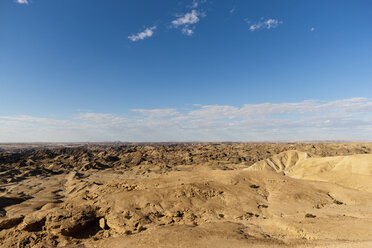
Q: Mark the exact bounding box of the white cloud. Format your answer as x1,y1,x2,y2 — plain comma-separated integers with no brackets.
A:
0,115,71,125
190,0,206,9
77,113,126,123
189,105,239,119
229,7,236,14
311,27,315,32
171,10,204,36
128,26,156,42
182,27,194,36
16,0,28,4
247,18,283,31
172,10,200,26
131,108,179,118
191,1,199,8
1,98,372,142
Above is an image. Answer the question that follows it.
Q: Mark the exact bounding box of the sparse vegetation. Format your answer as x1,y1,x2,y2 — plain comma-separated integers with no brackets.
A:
333,200,343,205
305,213,316,218
327,193,344,205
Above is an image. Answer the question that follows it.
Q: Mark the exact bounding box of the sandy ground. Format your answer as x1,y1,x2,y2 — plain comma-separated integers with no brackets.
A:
0,143,372,247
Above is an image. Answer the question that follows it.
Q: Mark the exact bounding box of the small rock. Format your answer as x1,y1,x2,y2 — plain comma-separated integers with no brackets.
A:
99,218,106,229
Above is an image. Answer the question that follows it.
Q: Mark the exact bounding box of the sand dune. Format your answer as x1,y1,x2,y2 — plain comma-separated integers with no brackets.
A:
0,143,372,247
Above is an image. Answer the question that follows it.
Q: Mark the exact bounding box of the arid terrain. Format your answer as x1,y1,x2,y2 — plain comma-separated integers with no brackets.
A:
1,143,372,248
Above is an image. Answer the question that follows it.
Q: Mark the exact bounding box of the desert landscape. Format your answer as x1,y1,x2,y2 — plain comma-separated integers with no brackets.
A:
0,143,372,247
3,0,372,247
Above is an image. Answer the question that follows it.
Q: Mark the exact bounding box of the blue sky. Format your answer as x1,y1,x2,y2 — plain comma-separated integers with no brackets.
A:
1,0,372,142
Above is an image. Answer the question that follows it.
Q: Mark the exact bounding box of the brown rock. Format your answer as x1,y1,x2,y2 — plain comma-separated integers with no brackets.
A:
0,216,24,230
99,217,107,229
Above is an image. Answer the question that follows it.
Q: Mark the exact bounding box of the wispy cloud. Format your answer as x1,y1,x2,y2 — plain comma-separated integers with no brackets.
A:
246,18,283,31
229,7,236,14
131,108,179,118
128,26,156,42
77,113,126,123
1,98,372,142
16,0,28,4
129,1,206,39
0,115,71,125
172,10,201,26
190,0,206,9
191,0,199,8
310,27,315,32
171,10,205,36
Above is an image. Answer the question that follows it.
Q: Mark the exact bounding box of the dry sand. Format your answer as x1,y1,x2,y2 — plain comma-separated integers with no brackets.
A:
0,143,372,247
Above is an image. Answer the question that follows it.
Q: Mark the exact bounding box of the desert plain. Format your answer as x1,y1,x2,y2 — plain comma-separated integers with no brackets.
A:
1,142,372,247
